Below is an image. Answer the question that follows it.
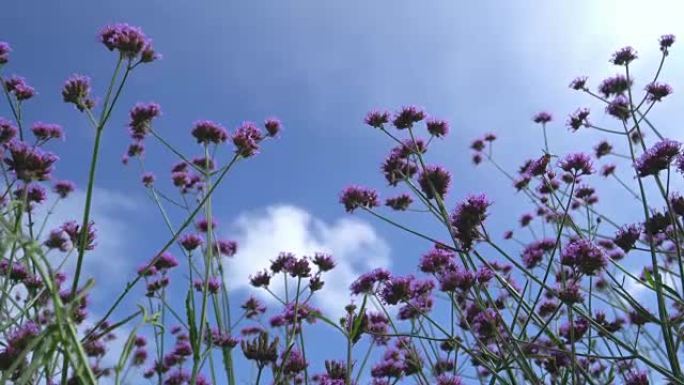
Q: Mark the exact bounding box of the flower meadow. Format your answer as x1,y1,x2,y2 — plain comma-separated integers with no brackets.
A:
1,23,684,385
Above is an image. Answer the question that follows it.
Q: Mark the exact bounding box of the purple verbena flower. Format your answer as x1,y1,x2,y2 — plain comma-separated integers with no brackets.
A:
340,185,379,212
192,120,229,144
634,138,681,177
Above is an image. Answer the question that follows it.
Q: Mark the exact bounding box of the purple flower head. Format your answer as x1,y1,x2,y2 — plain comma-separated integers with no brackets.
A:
625,370,649,385
614,224,641,252
559,152,593,176
180,233,203,251
31,122,63,141
557,282,584,304
452,194,491,228
645,82,673,102
660,34,676,53
610,46,638,65
153,252,178,270
194,277,221,294
44,228,70,252
0,42,10,64
312,253,335,272
385,194,413,211
214,239,237,257
5,75,35,101
605,95,631,120
196,217,218,232
350,268,391,295
635,138,681,177
60,220,96,250
379,275,414,305
365,110,390,128
264,117,282,137
532,112,552,124
62,74,94,111
140,172,155,187
340,185,379,212
53,180,75,198
561,239,606,275
598,75,632,98
0,118,17,144
418,165,451,200
426,118,449,137
593,140,612,159
128,102,161,140
7,321,40,354
99,23,157,62
241,296,266,318
438,267,474,292
567,108,590,131
419,248,454,273
382,152,418,186
601,164,616,177
249,270,271,288
191,120,228,144
569,76,588,90
233,121,263,157
392,106,425,129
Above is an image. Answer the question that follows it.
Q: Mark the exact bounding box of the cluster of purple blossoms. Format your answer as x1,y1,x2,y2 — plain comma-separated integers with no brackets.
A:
598,74,632,98
634,138,681,177
0,322,40,370
610,46,638,66
392,106,425,129
450,194,491,250
264,117,282,137
191,120,228,144
605,95,631,121
99,23,159,62
532,111,552,124
4,76,35,101
0,41,10,64
561,239,607,275
365,110,390,128
31,122,64,141
558,152,593,176
128,102,161,140
569,76,588,91
340,185,379,212
0,118,17,143
660,34,676,53
232,121,264,157
426,118,449,137
4,140,58,181
381,142,419,185
567,108,590,131
645,82,673,102
417,165,451,199
139,252,179,296
53,180,75,198
62,74,95,111
385,193,413,211
521,238,557,269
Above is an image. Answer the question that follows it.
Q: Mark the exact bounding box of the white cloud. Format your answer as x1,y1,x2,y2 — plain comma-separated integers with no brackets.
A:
223,205,390,315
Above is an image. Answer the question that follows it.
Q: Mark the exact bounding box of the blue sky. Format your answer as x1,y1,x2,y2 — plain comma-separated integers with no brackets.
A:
3,0,684,383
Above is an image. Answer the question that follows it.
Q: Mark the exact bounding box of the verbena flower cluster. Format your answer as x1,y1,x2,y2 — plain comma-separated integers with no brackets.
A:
1,23,683,385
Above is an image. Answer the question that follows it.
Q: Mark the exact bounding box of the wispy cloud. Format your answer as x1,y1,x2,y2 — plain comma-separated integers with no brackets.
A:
223,205,390,315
